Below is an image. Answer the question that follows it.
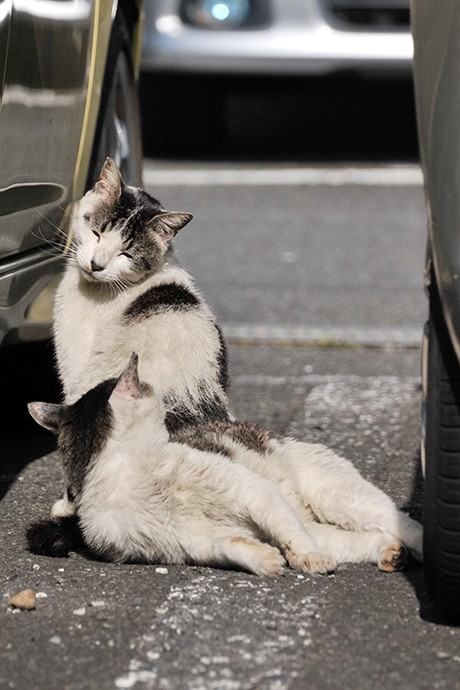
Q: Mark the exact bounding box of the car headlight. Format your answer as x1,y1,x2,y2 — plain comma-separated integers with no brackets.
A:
181,0,251,29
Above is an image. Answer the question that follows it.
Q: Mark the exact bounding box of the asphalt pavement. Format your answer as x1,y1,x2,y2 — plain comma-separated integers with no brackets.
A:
1,342,457,690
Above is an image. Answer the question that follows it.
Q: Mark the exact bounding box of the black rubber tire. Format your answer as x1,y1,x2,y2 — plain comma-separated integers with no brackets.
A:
424,277,460,621
87,9,143,189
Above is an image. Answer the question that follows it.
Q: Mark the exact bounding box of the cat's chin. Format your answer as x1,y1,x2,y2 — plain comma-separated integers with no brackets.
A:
79,269,115,287
79,267,137,289
80,270,106,283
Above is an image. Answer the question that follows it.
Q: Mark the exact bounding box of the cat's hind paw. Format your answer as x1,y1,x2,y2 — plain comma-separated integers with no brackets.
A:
378,542,409,572
287,551,337,575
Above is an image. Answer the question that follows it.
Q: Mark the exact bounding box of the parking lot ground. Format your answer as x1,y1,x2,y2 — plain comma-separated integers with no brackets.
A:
2,340,459,690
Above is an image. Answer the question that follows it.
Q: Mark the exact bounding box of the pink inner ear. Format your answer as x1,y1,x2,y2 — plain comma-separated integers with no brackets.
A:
95,179,111,196
113,354,142,399
93,159,121,200
114,376,141,399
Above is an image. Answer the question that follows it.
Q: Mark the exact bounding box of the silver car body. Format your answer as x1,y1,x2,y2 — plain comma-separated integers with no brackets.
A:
412,0,460,359
142,0,412,76
0,0,142,346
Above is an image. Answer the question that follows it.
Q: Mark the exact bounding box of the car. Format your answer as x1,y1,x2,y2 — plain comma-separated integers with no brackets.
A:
0,0,143,350
142,0,413,76
412,0,460,621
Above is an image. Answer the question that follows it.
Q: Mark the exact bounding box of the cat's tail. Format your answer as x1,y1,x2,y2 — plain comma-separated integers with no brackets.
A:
26,515,85,557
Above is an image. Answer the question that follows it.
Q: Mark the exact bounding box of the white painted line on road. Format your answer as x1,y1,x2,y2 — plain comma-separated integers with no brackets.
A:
222,323,422,348
143,164,423,187
234,371,420,392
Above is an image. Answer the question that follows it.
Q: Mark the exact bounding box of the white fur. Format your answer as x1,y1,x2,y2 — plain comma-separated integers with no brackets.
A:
75,383,422,575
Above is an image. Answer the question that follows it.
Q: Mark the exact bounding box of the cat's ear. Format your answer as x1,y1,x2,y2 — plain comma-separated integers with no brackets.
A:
111,353,142,400
92,157,123,203
150,211,193,244
28,402,65,433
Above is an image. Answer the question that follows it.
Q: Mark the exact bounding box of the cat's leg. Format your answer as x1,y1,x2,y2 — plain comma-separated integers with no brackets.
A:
186,530,286,576
238,476,337,574
305,523,409,572
285,441,423,559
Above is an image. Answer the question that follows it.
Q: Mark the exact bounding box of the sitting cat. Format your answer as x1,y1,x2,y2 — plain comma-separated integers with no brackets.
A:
27,354,422,574
52,157,230,517
55,156,229,421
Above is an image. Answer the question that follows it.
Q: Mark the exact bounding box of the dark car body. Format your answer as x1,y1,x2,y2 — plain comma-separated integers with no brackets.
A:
412,0,460,620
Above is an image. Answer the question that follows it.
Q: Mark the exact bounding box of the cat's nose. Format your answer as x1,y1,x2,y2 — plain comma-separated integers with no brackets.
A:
91,259,105,272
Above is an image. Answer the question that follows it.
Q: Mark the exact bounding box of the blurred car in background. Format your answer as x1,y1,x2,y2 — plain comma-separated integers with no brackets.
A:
140,0,413,156
142,0,412,76
412,0,460,621
0,0,143,349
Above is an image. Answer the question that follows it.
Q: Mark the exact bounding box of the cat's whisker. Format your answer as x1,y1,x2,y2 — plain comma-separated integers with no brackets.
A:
33,208,73,241
28,228,68,257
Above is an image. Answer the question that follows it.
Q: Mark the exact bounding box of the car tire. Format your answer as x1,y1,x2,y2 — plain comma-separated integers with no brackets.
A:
87,9,143,189
424,274,460,621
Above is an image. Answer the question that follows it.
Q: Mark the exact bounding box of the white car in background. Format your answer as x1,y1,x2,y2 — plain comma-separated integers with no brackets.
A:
142,0,412,76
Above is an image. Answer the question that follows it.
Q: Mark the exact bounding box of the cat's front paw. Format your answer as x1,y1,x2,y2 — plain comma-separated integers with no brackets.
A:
252,544,286,577
378,542,409,572
287,551,337,575
51,496,76,519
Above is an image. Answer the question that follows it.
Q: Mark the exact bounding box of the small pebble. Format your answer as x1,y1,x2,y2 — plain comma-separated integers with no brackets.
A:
73,607,86,616
7,589,36,611
155,567,168,574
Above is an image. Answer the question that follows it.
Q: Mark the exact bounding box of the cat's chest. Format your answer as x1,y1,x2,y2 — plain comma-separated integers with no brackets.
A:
57,288,121,357
54,272,134,396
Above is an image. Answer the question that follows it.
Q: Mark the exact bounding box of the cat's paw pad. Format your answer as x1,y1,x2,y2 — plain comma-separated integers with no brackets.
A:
378,542,408,572
288,551,337,575
253,544,286,577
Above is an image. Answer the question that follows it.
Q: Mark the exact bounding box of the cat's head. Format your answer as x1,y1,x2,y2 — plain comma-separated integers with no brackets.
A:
72,158,193,285
28,354,166,496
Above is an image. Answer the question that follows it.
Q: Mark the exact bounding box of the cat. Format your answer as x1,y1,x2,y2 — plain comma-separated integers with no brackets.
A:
52,157,230,517
27,354,423,574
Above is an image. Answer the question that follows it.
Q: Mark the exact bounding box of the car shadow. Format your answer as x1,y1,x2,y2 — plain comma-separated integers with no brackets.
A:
141,73,419,163
0,340,61,501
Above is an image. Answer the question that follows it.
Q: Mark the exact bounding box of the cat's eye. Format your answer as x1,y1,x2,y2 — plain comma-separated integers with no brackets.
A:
120,251,132,259
92,230,100,240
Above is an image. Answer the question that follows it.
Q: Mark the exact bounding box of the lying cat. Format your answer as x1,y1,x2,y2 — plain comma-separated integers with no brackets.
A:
28,354,422,574
52,157,230,517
